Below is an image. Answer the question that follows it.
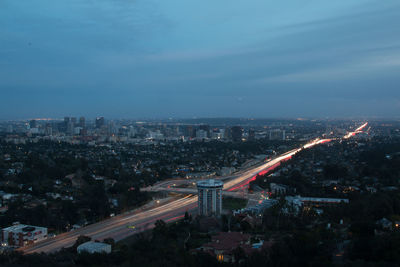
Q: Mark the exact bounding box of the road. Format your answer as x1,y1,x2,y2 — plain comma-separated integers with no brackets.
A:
20,195,197,254
19,123,366,254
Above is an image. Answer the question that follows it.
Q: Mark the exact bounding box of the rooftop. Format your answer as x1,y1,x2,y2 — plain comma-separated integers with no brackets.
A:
202,232,251,252
197,179,223,188
3,223,47,233
77,241,111,253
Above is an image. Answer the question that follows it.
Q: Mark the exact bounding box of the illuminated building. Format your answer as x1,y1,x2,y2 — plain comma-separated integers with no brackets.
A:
1,223,47,247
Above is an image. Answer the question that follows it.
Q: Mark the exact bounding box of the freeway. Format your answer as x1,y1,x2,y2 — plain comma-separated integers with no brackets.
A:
19,123,366,254
20,195,197,254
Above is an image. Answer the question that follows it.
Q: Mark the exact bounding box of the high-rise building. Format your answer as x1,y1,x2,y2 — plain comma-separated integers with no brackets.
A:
184,125,195,138
63,117,70,133
45,123,52,136
248,129,255,141
6,125,13,133
196,129,208,140
29,120,37,129
224,127,231,140
197,179,223,216
269,129,286,141
67,121,74,135
231,126,243,142
95,117,105,129
79,117,85,128
199,124,210,138
129,126,136,137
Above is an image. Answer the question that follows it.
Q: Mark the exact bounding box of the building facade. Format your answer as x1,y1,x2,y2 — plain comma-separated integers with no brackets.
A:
269,129,286,141
197,179,223,216
1,223,47,247
231,126,243,142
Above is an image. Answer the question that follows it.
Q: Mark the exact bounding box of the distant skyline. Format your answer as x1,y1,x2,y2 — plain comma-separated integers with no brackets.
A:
0,115,394,123
1,0,400,119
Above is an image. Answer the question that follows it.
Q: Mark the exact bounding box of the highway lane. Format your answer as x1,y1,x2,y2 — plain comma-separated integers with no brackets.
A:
224,139,332,191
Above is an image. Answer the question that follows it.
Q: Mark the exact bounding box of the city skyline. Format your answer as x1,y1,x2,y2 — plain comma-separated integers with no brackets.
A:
1,0,400,119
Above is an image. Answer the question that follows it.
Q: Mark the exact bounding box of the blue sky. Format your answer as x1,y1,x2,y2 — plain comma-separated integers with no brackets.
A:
1,0,400,119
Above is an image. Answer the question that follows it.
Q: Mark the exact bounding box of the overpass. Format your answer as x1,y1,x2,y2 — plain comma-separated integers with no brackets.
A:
143,186,249,199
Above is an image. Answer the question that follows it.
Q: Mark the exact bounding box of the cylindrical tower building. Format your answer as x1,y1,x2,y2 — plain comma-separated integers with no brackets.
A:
196,179,223,216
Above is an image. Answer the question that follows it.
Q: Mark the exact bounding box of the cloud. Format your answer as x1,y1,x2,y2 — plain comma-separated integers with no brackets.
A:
255,53,400,83
1,0,400,118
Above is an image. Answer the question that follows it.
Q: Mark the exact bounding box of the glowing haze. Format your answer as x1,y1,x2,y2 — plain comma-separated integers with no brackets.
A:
1,0,400,119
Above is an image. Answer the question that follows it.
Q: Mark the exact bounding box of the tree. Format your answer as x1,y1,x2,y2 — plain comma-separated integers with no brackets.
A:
72,235,91,251
153,220,167,237
184,211,192,223
232,246,246,263
103,238,115,247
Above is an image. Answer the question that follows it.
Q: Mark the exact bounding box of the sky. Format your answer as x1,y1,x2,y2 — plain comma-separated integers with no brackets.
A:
1,0,400,119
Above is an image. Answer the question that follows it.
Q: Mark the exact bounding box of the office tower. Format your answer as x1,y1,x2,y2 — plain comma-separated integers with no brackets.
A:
199,124,210,138
67,121,74,135
45,123,52,136
79,117,85,128
196,129,208,140
63,117,70,133
95,117,105,129
184,125,195,138
224,127,232,140
6,125,13,133
248,129,255,141
29,120,37,129
269,129,286,141
197,179,223,216
231,126,243,142
129,126,136,137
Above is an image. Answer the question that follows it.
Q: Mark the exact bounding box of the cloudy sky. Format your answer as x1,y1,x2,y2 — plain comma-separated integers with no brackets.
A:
1,0,400,119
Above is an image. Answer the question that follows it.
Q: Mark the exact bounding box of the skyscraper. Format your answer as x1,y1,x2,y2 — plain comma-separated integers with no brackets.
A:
224,127,232,140
248,129,255,141
79,117,85,128
231,126,243,142
67,121,74,135
184,125,195,138
64,117,70,124
29,120,37,129
199,124,210,138
63,117,70,133
197,179,223,216
95,117,105,129
45,123,52,136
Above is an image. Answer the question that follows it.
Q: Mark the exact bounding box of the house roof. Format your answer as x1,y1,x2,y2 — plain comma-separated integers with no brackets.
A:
202,232,251,251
